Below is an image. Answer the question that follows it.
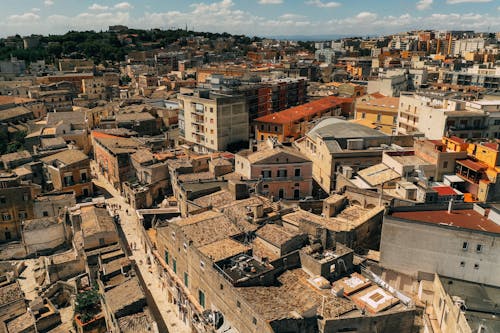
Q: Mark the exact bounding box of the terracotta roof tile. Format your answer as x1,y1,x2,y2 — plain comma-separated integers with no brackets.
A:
255,96,352,125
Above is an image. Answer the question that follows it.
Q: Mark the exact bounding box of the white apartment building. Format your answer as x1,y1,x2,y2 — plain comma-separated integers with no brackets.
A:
397,92,488,139
451,38,486,56
178,88,248,153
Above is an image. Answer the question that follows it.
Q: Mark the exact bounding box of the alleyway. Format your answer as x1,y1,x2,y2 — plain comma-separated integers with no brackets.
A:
92,165,191,333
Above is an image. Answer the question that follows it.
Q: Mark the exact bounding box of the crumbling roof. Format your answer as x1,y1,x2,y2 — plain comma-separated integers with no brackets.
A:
105,278,146,317
0,281,24,306
41,149,89,166
46,111,86,125
23,217,59,231
256,224,301,247
237,269,355,321
174,211,242,247
0,105,33,122
80,206,116,236
198,238,251,262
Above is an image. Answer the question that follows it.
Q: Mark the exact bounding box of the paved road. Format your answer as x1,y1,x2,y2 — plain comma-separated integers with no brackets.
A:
92,169,191,333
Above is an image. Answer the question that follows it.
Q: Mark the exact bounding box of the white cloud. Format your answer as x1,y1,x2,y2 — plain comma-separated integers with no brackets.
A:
416,0,433,10
446,0,491,4
305,0,340,8
89,4,109,11
44,0,54,6
7,12,41,24
114,2,133,10
280,13,306,19
31,7,41,12
258,0,283,4
1,0,499,38
355,11,377,21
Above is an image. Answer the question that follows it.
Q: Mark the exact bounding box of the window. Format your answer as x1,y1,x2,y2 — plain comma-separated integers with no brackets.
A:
23,194,29,201
18,211,27,219
274,126,278,132
236,300,241,308
294,168,301,177
164,250,169,265
2,213,11,221
252,317,257,325
63,175,74,187
210,107,214,113
460,261,465,267
277,169,287,178
476,244,483,253
443,161,448,169
263,184,269,189
173,259,177,273
198,290,205,308
184,272,189,287
0,196,5,204
261,170,271,178
43,211,49,217
210,118,214,124
376,113,381,122
474,263,479,270
81,172,87,182
361,112,366,119
462,241,468,251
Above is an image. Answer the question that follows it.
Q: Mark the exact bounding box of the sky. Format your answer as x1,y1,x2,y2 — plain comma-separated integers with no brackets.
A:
1,0,499,38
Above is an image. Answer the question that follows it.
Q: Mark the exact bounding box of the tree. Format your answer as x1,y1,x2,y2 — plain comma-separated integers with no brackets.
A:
75,287,101,323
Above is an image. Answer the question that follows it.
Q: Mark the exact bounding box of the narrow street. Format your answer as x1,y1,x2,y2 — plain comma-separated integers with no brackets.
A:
92,165,191,333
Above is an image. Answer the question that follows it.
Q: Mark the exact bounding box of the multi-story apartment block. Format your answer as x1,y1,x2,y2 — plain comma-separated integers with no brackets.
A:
92,133,142,190
82,77,107,100
235,138,313,200
0,173,39,242
441,67,499,90
397,92,488,139
202,75,307,122
178,88,248,153
40,149,93,198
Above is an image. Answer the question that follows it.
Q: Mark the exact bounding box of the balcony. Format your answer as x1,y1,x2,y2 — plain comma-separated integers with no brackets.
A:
191,117,204,125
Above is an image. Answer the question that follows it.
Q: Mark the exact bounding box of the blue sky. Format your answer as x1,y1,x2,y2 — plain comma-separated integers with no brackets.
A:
1,0,499,37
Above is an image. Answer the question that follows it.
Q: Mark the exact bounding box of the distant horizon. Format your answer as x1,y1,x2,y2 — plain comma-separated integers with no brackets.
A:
1,0,499,39
1,28,493,43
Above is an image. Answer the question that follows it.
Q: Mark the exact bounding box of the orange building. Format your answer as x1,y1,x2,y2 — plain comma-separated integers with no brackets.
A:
254,96,353,142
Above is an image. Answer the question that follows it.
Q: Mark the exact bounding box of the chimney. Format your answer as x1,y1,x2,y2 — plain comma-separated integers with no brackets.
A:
448,198,454,214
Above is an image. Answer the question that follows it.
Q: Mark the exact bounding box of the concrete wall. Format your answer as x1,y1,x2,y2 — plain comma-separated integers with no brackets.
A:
321,308,418,333
33,195,76,219
432,275,472,333
380,215,500,286
23,222,66,254
46,251,86,283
